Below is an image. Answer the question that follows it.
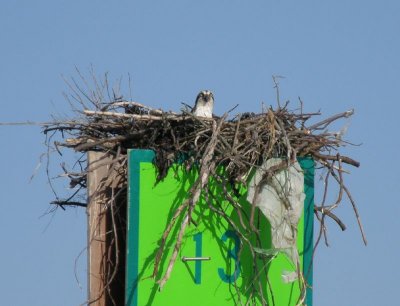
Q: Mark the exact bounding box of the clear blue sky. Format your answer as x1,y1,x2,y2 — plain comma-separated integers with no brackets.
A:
1,1,398,305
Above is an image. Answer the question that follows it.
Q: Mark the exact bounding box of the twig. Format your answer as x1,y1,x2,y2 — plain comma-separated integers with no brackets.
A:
314,206,346,231
313,152,360,167
50,200,86,208
308,109,354,130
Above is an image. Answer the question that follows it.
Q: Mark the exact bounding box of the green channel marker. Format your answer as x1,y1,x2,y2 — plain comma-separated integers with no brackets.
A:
126,149,314,306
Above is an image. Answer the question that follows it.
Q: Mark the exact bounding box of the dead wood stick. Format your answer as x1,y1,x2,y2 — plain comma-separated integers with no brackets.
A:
83,110,164,120
314,206,346,231
84,109,216,122
50,200,86,208
188,114,227,221
307,109,354,130
213,174,249,232
0,121,67,126
158,214,190,290
343,184,367,245
231,115,241,153
330,169,367,245
313,152,360,167
73,133,144,151
152,200,190,278
276,116,293,160
109,101,163,114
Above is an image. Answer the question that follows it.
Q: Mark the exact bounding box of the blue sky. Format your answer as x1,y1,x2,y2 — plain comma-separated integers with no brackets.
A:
1,1,399,305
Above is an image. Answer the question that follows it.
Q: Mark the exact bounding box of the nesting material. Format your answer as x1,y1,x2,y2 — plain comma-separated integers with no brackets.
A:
44,97,364,305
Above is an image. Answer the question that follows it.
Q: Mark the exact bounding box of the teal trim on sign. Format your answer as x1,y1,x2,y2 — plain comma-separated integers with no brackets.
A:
126,149,155,306
300,157,314,306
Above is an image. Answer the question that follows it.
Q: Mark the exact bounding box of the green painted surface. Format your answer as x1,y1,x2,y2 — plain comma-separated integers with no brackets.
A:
126,149,314,306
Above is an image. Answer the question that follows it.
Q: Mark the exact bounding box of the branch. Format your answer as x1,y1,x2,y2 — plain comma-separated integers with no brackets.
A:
315,206,346,231
313,152,360,167
307,109,354,130
50,200,87,208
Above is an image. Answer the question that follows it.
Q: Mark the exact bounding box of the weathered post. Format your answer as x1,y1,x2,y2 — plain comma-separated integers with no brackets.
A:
87,152,125,305
87,152,109,305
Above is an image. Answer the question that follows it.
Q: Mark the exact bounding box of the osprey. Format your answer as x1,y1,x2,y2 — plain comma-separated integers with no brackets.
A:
192,90,214,118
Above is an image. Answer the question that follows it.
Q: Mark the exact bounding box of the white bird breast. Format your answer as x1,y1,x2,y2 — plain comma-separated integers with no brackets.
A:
193,103,213,118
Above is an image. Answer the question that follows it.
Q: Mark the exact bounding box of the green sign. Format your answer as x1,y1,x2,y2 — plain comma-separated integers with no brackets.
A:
126,149,314,305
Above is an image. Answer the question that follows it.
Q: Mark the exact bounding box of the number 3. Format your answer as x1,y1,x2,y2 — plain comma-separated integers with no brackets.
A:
218,230,241,283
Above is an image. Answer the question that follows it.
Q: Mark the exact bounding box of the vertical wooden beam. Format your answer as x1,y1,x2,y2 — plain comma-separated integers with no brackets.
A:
87,151,126,306
87,152,110,306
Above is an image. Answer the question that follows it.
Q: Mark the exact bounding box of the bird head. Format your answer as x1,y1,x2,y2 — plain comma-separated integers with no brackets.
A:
195,90,214,106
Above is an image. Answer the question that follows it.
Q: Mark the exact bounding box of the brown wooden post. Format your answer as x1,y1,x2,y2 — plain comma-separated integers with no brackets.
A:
87,152,126,305
87,152,110,306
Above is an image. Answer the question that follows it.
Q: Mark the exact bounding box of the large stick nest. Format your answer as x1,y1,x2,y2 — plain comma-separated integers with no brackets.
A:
43,76,364,305
50,101,360,180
